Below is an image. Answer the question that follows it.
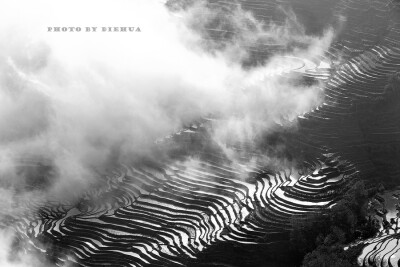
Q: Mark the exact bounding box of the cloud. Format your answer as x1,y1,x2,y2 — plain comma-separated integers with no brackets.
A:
0,0,336,265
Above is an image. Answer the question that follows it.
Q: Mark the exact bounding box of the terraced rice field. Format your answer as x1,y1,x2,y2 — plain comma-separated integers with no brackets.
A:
3,0,400,266
12,156,355,266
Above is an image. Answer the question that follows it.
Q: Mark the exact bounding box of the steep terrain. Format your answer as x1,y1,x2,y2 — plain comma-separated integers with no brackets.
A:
2,0,400,266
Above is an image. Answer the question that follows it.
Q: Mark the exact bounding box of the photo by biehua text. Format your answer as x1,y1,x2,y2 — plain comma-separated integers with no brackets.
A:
47,26,141,32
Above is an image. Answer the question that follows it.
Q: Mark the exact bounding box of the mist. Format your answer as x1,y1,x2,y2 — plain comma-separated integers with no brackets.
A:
0,0,336,265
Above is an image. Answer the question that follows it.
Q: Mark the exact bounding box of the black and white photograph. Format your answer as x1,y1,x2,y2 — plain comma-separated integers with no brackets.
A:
0,0,400,266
